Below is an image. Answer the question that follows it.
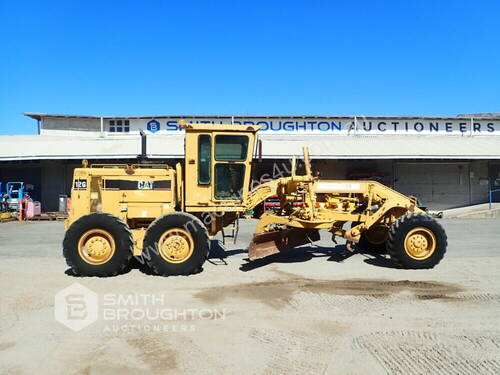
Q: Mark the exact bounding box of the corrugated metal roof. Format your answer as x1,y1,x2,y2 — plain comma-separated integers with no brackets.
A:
23,112,500,121
24,113,101,120
457,113,500,117
1,134,500,161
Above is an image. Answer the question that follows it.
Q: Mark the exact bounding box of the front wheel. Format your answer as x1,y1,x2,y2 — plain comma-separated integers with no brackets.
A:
387,213,447,269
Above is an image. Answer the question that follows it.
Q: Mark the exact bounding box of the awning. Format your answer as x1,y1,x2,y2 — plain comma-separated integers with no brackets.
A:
1,134,500,161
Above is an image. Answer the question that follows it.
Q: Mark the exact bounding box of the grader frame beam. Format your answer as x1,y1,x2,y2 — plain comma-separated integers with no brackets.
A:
246,146,423,259
247,179,423,259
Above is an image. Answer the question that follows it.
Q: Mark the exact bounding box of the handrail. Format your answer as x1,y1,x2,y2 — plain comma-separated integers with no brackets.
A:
243,180,279,211
489,188,500,209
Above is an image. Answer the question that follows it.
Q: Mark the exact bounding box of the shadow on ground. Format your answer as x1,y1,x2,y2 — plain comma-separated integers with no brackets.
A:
218,247,396,273
64,240,398,277
209,239,399,271
238,244,356,271
64,266,134,277
208,239,246,261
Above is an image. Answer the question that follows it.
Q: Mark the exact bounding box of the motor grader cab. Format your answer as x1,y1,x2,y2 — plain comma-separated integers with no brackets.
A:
181,123,258,211
63,121,447,277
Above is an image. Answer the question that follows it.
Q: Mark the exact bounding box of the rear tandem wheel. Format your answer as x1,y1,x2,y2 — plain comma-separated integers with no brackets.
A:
141,212,210,276
63,213,133,277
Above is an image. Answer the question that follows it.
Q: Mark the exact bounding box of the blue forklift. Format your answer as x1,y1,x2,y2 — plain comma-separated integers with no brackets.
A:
5,182,26,211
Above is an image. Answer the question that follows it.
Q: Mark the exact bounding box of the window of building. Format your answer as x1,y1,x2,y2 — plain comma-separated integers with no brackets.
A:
109,119,130,133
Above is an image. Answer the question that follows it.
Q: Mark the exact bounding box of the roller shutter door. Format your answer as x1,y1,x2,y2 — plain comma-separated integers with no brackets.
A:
394,162,470,210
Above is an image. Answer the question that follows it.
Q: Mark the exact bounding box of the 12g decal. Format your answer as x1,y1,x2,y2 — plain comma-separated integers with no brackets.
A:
73,179,87,190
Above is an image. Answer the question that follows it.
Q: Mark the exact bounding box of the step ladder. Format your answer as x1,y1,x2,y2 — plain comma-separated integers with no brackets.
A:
221,218,239,245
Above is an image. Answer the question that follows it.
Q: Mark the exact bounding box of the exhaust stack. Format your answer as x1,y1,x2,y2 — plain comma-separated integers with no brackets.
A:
138,130,147,162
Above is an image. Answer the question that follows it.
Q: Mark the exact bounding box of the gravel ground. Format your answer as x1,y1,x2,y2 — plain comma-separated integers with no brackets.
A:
0,218,499,374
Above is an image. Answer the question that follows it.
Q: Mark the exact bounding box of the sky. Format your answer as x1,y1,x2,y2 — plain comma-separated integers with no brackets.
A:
0,1,499,135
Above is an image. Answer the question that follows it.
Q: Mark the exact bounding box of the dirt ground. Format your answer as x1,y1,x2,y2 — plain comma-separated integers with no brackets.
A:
1,219,500,374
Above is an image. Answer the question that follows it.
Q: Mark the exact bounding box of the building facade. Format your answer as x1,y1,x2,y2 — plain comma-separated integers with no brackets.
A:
0,113,499,211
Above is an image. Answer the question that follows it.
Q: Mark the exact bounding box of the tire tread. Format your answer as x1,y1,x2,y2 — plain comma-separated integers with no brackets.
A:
63,213,133,277
387,213,447,269
142,212,209,276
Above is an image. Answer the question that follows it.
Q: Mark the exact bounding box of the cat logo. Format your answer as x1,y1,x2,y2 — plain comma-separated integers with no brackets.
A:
137,181,153,190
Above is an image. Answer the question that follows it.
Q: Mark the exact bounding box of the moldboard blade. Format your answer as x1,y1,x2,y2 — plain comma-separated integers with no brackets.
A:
248,228,320,260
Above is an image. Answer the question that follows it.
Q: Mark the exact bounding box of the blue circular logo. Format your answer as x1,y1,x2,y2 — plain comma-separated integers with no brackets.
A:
147,120,161,133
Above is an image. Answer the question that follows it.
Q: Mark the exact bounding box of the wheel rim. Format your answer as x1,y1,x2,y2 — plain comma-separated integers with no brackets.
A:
78,229,116,265
404,227,436,260
158,228,194,263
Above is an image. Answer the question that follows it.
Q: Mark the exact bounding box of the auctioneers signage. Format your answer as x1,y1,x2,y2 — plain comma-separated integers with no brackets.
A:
110,117,500,136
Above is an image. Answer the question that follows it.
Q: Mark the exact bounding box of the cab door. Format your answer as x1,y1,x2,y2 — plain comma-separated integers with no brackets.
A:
183,127,256,211
184,132,213,208
212,134,250,202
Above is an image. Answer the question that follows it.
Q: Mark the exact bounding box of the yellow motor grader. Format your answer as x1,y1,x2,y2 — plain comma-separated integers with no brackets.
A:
63,121,447,276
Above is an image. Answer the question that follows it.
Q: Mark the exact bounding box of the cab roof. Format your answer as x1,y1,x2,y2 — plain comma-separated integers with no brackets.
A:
181,122,261,133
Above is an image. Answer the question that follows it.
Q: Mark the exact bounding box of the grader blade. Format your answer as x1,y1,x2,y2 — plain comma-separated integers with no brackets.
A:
248,228,320,260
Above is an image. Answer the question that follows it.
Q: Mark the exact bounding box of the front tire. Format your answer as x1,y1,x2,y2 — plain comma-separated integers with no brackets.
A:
63,213,133,276
387,213,447,269
351,222,387,253
142,212,209,276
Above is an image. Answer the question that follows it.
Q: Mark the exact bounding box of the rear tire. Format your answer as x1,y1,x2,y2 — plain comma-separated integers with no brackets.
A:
63,213,133,277
387,213,447,269
142,212,209,276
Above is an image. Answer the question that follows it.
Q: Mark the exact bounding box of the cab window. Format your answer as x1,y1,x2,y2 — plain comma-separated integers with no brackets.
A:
215,164,245,200
198,134,211,184
215,135,248,161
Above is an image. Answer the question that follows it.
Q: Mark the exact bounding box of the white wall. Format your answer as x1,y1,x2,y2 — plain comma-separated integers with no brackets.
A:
40,116,500,136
